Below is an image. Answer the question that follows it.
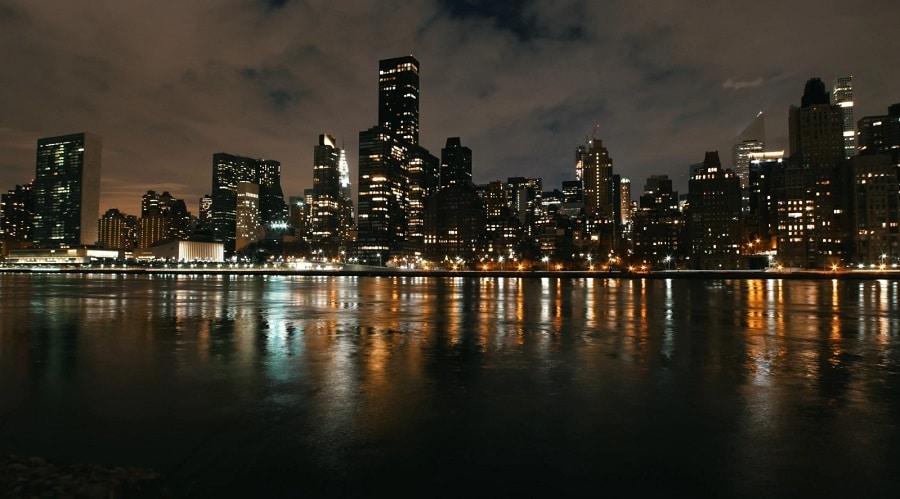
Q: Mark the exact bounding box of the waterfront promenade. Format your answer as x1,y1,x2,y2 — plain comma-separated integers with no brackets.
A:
2,265,899,280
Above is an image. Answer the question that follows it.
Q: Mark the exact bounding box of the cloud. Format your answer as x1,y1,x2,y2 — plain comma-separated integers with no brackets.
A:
2,0,899,216
723,78,765,91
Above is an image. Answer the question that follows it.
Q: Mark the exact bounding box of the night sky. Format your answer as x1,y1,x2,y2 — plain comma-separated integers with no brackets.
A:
1,0,897,215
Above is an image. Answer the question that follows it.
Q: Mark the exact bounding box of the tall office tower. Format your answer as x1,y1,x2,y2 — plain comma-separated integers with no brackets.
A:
780,77,848,267
424,137,484,263
255,159,287,230
833,76,856,159
312,134,351,255
406,144,439,254
212,153,256,254
357,126,409,263
98,208,137,250
379,56,419,145
687,152,744,269
32,132,101,247
440,137,473,187
235,182,261,253
580,136,614,221
733,112,765,191
0,182,34,245
211,153,286,256
857,103,900,154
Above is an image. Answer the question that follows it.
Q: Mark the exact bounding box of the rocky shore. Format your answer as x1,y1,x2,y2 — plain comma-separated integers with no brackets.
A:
0,455,170,498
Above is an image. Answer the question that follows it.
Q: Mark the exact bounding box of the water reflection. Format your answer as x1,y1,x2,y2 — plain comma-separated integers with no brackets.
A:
0,274,898,496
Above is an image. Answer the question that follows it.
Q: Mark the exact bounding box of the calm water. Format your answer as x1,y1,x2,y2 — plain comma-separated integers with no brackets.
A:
1,273,899,497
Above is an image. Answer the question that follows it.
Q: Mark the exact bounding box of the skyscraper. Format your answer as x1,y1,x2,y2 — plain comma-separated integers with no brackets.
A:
312,134,355,255
833,76,856,159
32,132,102,248
235,182,261,253
732,112,765,191
440,137,472,187
211,153,286,256
356,126,408,263
580,137,614,221
779,77,848,267
378,56,419,145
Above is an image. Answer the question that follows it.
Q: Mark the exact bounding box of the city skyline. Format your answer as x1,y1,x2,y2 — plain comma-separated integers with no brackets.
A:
1,1,898,216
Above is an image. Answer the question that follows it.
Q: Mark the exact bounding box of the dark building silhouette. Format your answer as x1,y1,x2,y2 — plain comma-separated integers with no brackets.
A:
440,137,472,187
777,77,849,268
857,103,900,155
687,151,744,269
424,137,486,265
32,132,101,247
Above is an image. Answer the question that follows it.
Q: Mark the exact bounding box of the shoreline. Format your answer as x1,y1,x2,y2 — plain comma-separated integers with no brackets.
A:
2,267,899,280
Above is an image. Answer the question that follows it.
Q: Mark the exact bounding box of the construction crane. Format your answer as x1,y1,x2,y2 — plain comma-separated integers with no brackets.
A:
587,124,601,144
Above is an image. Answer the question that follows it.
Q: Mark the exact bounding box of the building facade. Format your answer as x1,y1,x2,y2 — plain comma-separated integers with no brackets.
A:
32,132,101,248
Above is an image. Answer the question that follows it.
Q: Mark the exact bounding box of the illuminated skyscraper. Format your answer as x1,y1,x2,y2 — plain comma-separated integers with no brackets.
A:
312,134,355,255
235,182,261,253
356,126,408,263
32,132,101,248
733,113,765,190
211,153,286,256
833,76,856,159
580,137,614,221
379,56,419,145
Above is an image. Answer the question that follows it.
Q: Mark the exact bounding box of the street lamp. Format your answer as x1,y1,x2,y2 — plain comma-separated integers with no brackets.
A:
664,255,672,271
542,255,550,271
880,253,887,270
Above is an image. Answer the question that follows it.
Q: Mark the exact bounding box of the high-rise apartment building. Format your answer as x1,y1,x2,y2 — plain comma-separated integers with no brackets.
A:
579,137,614,221
833,76,856,159
32,132,101,247
98,208,137,250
